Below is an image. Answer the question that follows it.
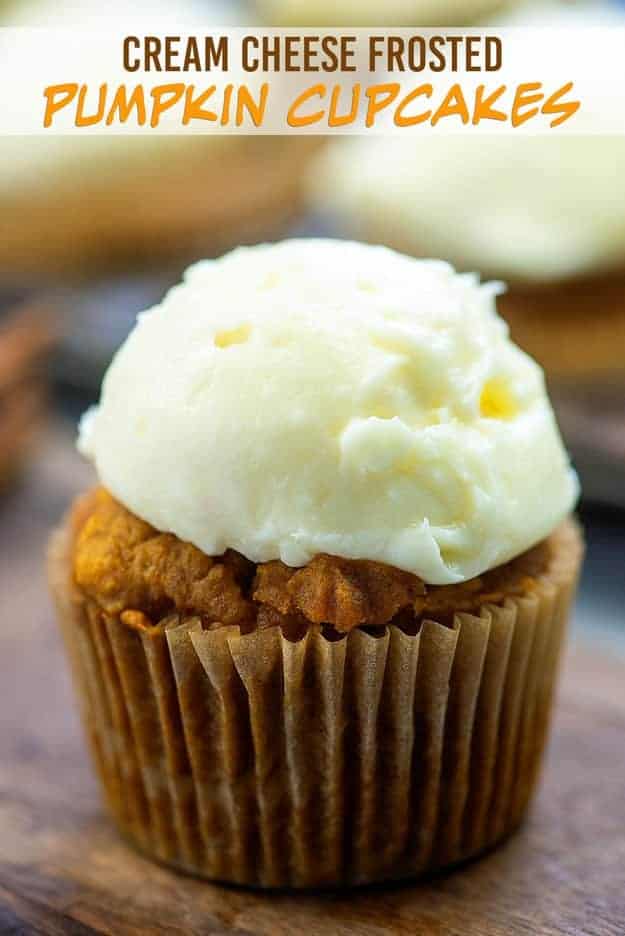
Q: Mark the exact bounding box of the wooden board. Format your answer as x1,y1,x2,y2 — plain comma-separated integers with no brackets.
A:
1,425,625,936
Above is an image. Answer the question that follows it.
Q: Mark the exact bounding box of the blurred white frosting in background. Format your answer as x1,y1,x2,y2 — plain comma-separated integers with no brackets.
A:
0,0,242,192
1,0,238,25
254,0,518,26
0,0,242,183
310,134,625,284
485,0,625,25
308,1,625,284
0,0,317,278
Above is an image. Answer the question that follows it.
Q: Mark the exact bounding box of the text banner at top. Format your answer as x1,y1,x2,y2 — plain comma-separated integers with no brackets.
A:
1,27,624,134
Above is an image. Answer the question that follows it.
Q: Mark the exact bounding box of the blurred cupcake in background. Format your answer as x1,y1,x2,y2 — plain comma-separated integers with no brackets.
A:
254,0,518,26
0,303,53,488
0,0,321,280
310,134,625,381
307,2,625,383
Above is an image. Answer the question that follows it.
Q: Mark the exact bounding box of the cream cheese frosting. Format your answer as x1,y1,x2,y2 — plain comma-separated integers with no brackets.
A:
78,239,578,584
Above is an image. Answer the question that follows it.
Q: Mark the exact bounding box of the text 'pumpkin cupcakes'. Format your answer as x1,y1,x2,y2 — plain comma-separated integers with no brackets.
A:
49,239,582,887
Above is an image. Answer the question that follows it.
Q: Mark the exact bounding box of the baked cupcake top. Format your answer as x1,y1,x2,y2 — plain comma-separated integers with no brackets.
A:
79,239,578,585
72,488,578,633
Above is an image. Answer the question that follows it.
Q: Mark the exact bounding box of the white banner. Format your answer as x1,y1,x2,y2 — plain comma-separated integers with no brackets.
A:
0,26,623,134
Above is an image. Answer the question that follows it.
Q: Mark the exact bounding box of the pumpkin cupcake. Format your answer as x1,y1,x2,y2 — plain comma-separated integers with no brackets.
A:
49,239,582,887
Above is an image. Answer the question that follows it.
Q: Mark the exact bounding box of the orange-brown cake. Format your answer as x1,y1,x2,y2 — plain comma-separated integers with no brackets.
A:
74,486,574,636
0,306,52,487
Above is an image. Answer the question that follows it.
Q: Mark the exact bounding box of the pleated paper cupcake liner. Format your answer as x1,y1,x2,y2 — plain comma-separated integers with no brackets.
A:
49,518,582,888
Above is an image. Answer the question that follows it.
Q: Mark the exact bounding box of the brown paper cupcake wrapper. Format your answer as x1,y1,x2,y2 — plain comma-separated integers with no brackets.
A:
49,520,582,888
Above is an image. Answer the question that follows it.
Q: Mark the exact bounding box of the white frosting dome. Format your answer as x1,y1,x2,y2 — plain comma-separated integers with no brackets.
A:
79,239,578,584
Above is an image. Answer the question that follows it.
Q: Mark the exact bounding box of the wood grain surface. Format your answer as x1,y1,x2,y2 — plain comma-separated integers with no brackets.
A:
1,424,624,936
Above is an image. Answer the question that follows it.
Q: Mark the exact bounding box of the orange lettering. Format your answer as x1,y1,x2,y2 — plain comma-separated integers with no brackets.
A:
42,83,78,128
75,84,107,126
511,82,543,128
183,85,218,125
328,83,360,128
542,81,580,128
393,83,433,127
236,83,268,127
431,83,470,126
472,83,507,125
106,85,146,126
287,83,326,128
150,83,185,127
365,83,400,128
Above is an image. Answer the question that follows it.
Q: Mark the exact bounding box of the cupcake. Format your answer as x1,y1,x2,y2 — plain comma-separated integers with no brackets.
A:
0,0,320,279
306,1,625,384
0,134,320,279
49,239,582,887
308,132,625,382
0,304,52,487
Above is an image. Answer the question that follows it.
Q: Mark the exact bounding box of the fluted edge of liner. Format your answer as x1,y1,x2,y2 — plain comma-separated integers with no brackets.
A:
48,518,583,888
